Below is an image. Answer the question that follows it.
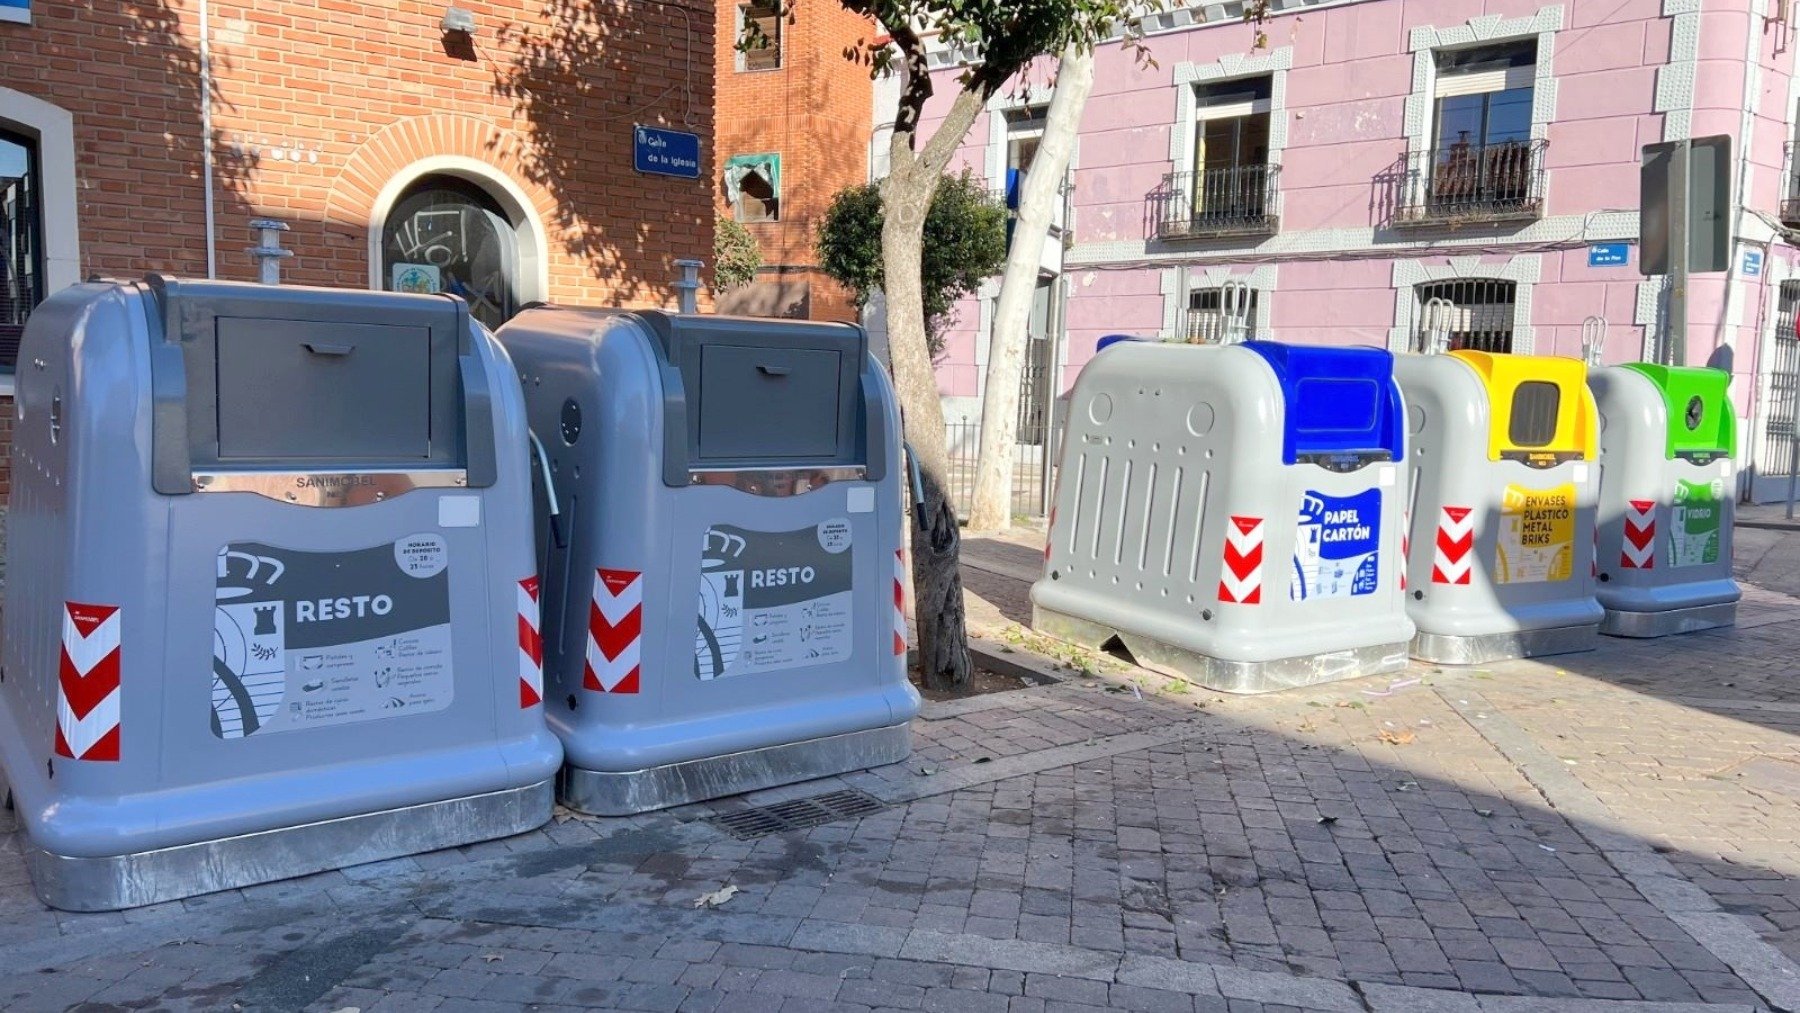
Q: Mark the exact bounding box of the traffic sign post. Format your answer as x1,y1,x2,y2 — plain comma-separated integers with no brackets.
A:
1641,136,1732,368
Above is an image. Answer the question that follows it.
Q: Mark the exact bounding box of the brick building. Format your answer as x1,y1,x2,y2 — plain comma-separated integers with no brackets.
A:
713,0,870,320
0,0,717,495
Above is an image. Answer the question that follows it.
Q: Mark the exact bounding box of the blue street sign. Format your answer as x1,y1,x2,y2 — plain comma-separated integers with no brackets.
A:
633,125,701,180
0,0,28,24
1588,243,1630,268
1743,248,1764,277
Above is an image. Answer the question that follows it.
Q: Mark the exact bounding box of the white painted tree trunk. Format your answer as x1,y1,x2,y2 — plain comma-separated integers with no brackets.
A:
966,45,1095,533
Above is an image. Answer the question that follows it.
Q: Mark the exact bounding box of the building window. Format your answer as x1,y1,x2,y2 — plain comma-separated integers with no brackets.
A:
0,128,41,373
1403,41,1545,224
380,173,521,331
1413,279,1517,353
726,153,781,223
1185,283,1259,344
1003,108,1045,200
1156,76,1279,239
736,0,782,72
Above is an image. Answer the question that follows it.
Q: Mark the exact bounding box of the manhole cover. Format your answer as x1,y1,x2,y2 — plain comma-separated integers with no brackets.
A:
707,788,888,841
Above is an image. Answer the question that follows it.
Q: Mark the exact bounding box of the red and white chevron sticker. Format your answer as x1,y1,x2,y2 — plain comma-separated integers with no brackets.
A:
586,568,642,694
1400,511,1411,592
1432,506,1474,585
518,576,543,709
1218,516,1264,604
893,549,908,657
1621,499,1656,569
57,602,121,762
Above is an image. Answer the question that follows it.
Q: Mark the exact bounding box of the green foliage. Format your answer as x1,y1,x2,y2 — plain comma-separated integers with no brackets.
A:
713,217,761,291
816,171,1007,355
835,0,1274,83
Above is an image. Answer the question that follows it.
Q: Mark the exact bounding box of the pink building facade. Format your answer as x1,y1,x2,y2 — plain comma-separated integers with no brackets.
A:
920,0,1800,501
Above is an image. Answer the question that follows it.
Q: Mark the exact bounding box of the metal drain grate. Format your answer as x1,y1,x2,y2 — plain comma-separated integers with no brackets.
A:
708,788,888,840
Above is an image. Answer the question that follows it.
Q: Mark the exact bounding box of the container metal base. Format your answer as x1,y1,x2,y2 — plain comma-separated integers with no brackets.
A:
1600,600,1738,638
560,723,913,816
24,779,555,912
1411,624,1600,665
1033,608,1411,695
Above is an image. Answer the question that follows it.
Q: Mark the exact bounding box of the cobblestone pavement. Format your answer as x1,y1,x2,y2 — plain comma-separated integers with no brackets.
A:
3,525,1800,1011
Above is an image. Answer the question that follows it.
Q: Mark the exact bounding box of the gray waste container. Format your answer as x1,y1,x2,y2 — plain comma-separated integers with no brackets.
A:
496,307,918,815
0,276,561,911
1394,350,1604,664
1589,363,1739,635
1032,341,1415,693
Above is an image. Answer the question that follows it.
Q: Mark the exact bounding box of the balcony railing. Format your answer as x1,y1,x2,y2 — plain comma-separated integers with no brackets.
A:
1782,193,1800,229
1395,138,1547,227
1151,165,1280,241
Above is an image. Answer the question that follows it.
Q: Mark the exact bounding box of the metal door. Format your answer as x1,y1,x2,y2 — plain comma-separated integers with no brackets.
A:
1752,280,1800,502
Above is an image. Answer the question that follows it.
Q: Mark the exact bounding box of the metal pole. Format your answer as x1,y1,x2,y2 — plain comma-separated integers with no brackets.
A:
1786,432,1797,520
247,219,292,285
1040,271,1069,518
1667,139,1690,367
673,259,703,314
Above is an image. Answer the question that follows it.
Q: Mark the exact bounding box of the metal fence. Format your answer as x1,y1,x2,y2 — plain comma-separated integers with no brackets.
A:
1756,281,1800,503
944,415,1053,520
1395,139,1547,226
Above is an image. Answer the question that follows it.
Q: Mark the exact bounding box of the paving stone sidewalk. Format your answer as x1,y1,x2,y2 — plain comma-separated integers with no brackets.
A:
1,523,1799,1011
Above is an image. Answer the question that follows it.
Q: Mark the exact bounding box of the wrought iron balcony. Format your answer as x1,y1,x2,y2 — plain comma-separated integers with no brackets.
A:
1151,165,1280,241
1394,138,1547,227
1782,193,1800,229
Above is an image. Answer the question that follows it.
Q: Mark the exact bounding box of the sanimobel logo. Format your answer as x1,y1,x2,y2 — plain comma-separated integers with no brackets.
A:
295,475,377,489
295,595,395,622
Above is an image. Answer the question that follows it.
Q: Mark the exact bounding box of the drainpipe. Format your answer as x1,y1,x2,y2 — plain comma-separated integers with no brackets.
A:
199,0,217,278
1732,1,1765,494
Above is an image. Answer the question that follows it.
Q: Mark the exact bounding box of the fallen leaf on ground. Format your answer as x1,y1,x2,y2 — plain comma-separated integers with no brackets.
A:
694,885,740,909
1475,809,1494,817
1377,729,1416,746
481,953,503,963
1317,815,1338,825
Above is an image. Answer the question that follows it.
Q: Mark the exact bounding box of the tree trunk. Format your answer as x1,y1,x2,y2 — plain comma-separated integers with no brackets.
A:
881,162,972,692
967,45,1095,533
874,65,989,693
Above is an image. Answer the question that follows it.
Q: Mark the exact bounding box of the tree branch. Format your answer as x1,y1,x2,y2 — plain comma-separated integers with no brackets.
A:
917,84,989,179
884,20,933,164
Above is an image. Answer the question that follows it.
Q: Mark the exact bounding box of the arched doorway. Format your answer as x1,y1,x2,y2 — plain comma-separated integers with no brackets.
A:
379,173,521,330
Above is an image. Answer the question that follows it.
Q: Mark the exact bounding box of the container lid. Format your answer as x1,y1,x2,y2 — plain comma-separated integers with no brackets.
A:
1449,350,1598,464
1242,341,1404,465
1096,334,1145,353
1619,363,1737,460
